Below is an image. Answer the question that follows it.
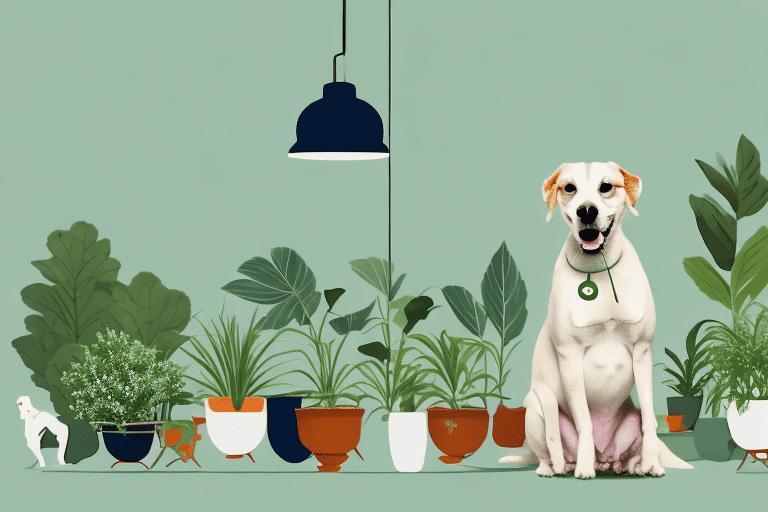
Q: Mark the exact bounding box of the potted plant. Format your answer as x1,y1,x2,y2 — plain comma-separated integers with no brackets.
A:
222,247,366,472
60,328,187,469
706,301,768,468
442,242,528,448
658,320,714,431
181,308,290,462
347,257,434,472
410,330,501,464
682,135,768,461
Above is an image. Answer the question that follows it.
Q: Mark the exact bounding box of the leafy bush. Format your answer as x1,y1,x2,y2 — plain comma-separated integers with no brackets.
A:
659,320,714,398
61,328,186,425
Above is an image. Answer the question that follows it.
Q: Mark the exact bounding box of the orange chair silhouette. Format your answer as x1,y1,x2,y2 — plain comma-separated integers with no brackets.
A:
167,417,205,468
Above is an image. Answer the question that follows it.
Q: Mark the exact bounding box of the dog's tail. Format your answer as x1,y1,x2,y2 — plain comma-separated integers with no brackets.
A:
499,443,539,464
658,438,694,469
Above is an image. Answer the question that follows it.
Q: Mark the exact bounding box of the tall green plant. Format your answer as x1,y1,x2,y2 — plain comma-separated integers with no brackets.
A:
684,135,768,323
222,247,365,408
442,242,528,405
658,320,714,398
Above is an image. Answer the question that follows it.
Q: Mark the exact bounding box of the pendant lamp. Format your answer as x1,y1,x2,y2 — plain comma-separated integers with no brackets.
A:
288,0,389,160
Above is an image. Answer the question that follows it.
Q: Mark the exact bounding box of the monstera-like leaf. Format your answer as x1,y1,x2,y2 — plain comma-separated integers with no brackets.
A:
109,272,192,359
222,247,321,330
480,242,528,347
330,301,375,336
350,257,405,301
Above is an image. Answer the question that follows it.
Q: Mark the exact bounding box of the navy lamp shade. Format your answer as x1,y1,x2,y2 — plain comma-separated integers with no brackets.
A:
288,81,389,160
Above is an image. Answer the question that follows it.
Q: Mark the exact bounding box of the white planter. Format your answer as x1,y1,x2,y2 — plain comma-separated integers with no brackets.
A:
726,400,768,450
204,397,267,459
388,412,427,472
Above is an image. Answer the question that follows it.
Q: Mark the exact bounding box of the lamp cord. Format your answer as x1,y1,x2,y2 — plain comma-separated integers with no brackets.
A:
333,0,346,82
388,0,392,287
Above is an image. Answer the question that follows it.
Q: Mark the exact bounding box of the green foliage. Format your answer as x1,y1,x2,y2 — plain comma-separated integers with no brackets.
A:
410,331,502,410
705,301,768,415
61,328,186,425
181,309,290,411
659,320,715,397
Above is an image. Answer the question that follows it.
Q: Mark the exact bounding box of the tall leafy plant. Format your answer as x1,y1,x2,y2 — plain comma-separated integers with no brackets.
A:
658,320,714,398
12,222,193,417
442,242,528,405
684,135,768,323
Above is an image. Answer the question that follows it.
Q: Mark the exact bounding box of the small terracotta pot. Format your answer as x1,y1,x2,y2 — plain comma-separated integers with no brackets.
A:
492,404,526,448
427,407,489,464
665,414,686,432
296,407,365,472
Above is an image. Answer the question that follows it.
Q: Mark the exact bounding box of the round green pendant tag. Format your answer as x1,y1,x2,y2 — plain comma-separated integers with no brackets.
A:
578,278,598,301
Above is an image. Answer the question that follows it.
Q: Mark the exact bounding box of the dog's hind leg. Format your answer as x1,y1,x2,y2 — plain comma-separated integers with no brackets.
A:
531,384,566,474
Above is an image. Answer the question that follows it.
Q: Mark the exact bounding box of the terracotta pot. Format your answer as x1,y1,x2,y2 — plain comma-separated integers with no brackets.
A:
427,407,489,464
492,404,526,448
295,407,365,472
204,397,266,461
665,414,685,433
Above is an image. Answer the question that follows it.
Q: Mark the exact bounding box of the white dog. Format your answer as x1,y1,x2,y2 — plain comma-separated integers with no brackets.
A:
18,396,70,468
500,162,692,478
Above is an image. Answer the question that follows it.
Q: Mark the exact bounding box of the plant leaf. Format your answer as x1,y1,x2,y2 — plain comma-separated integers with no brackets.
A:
45,344,88,419
682,257,732,310
330,301,376,335
403,296,435,334
390,273,406,302
695,159,739,214
324,288,346,311
391,294,415,330
350,257,394,297
730,226,768,314
357,341,390,363
735,134,768,219
688,194,737,271
442,285,487,338
480,242,528,346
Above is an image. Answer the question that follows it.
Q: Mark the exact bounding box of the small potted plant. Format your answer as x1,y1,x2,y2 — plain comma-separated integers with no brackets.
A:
410,330,501,464
222,247,366,472
61,328,187,469
442,242,528,448
658,320,714,431
182,308,290,462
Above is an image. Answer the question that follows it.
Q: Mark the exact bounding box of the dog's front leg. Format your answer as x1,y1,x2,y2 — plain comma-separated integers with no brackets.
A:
556,342,596,479
633,338,664,476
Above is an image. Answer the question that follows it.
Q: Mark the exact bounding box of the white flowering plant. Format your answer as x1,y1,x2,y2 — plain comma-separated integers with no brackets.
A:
61,328,187,426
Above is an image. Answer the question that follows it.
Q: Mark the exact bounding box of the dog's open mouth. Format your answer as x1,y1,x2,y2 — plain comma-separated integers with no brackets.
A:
578,218,614,253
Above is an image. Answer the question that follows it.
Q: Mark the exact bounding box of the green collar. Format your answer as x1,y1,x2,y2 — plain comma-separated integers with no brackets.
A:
565,252,622,274
565,252,621,303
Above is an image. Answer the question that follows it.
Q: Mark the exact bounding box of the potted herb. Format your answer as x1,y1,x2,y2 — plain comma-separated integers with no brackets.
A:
442,242,528,448
60,328,186,469
182,309,290,462
222,247,366,472
658,320,714,430
347,257,434,472
682,135,768,460
410,331,500,464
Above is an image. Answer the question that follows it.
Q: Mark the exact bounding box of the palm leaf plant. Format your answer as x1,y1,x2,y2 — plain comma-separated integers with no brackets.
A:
181,308,291,411
659,320,714,398
441,242,528,406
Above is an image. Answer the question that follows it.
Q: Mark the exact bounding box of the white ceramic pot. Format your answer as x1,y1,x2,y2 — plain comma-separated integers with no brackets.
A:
204,397,267,459
726,399,768,450
388,411,427,472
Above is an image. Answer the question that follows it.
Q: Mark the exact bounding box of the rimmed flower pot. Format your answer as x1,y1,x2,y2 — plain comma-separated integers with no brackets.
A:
267,396,312,463
666,396,703,431
492,404,526,448
727,400,768,451
296,407,364,472
388,412,427,472
102,424,156,469
427,407,489,464
204,397,267,461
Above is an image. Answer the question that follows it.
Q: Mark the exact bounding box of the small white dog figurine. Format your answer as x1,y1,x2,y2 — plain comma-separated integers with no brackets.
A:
500,162,692,478
18,396,70,467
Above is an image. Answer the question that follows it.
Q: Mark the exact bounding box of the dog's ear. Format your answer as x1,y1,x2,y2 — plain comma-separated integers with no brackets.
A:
542,165,563,222
617,165,641,216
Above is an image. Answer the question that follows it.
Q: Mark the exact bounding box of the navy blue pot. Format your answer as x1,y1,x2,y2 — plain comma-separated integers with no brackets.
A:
102,424,155,463
267,397,312,463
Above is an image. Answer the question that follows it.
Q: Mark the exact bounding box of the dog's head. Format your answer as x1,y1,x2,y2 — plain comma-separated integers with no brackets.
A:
542,162,641,253
17,396,36,421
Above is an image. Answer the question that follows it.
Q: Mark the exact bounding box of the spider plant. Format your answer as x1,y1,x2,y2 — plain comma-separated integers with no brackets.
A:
181,308,291,411
410,331,503,409
658,320,715,398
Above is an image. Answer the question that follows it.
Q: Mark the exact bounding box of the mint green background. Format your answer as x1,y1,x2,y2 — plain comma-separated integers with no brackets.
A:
2,0,767,510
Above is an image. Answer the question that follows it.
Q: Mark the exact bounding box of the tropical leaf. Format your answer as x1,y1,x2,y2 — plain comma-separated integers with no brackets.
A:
735,135,768,219
731,226,768,314
391,294,415,330
109,272,191,359
442,285,487,338
689,194,737,271
357,341,390,363
403,296,438,334
390,273,406,301
695,159,739,214
324,288,346,311
45,344,88,419
480,242,528,346
682,257,732,310
330,301,376,335
350,257,392,296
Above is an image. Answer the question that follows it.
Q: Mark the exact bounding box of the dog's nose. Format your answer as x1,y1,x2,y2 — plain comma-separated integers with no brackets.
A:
576,204,598,225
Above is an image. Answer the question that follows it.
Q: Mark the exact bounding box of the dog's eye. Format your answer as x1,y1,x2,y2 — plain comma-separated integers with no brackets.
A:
563,183,576,193
599,183,613,193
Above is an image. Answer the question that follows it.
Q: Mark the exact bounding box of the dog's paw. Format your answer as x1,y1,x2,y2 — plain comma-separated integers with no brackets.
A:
640,460,665,477
551,453,566,474
536,462,555,477
574,463,596,479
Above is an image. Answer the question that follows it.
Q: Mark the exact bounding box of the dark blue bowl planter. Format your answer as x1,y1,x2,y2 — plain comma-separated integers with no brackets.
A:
102,424,156,467
267,397,312,463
